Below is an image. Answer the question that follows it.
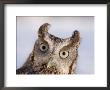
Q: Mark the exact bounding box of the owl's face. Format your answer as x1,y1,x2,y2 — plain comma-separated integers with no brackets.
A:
33,23,80,74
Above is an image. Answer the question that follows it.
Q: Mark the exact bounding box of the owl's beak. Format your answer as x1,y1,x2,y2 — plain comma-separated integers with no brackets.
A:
47,61,53,68
47,59,56,68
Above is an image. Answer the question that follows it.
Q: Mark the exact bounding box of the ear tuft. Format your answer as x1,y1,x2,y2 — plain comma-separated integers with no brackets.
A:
71,30,80,43
71,30,80,38
38,23,51,38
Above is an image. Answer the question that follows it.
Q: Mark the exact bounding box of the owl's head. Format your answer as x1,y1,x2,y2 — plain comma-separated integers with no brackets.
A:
33,23,80,74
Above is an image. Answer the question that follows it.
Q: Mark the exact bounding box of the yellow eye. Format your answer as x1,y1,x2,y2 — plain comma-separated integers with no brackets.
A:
40,44,48,52
59,51,69,58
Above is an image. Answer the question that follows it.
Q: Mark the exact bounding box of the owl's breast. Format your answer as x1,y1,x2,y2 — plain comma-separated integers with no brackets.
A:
33,63,60,74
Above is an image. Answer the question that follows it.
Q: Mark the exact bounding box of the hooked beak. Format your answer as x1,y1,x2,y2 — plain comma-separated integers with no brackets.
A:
47,58,56,68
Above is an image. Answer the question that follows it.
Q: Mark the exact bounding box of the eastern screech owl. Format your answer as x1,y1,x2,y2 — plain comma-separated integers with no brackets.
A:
16,23,80,74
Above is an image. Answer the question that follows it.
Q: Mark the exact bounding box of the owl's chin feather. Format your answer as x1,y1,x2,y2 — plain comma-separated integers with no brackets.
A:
16,62,73,74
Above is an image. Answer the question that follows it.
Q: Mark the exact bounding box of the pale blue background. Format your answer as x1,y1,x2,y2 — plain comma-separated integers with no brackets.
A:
17,16,94,74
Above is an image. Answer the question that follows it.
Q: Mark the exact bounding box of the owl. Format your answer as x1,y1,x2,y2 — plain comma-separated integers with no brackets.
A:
16,23,80,74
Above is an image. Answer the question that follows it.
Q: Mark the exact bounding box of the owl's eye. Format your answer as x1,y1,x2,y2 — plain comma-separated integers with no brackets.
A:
40,44,48,52
59,51,69,59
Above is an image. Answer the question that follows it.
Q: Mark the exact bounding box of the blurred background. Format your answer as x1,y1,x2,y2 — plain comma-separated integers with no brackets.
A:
16,16,94,74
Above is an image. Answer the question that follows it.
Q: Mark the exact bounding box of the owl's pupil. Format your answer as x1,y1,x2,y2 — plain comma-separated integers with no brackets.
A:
62,52,65,55
42,46,46,49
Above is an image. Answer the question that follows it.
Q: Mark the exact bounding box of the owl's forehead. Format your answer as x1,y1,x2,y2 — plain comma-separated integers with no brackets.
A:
43,33,71,50
49,34,68,43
